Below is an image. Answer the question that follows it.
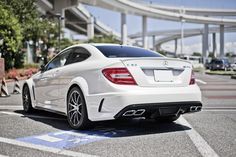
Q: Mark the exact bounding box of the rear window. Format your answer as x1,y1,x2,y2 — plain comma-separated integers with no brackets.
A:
214,60,223,64
95,45,162,58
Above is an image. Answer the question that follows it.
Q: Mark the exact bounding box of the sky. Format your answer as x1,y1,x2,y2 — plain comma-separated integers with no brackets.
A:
83,0,236,55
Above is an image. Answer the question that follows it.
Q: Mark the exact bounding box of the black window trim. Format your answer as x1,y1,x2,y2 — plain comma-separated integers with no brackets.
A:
95,45,163,58
64,46,91,66
44,48,73,72
43,46,91,72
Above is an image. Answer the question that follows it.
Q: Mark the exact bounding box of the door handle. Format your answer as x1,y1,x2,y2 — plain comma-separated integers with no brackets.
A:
40,77,49,81
53,70,60,77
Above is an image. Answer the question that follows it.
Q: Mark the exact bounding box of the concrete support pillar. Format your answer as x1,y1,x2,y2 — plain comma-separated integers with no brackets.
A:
87,16,94,39
202,24,209,64
54,0,69,29
212,33,217,58
142,16,148,49
152,35,156,51
180,19,185,55
220,25,224,58
174,39,178,57
121,13,127,45
156,44,161,51
61,8,65,29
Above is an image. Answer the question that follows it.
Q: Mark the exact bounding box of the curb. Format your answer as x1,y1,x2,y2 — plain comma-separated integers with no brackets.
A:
205,72,236,76
231,75,236,79
6,77,28,83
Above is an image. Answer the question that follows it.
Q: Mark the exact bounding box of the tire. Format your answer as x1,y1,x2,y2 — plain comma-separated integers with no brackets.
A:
154,115,180,123
22,85,34,113
67,86,91,129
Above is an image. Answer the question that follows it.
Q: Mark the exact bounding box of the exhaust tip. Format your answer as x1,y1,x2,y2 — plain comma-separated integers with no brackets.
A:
134,109,145,116
190,106,196,112
123,110,136,116
190,106,202,112
123,109,146,117
196,106,202,111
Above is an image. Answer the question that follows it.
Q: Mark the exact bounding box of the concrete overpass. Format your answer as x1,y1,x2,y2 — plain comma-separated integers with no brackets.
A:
77,0,236,62
36,0,121,40
154,27,236,56
38,0,236,61
129,26,236,56
140,1,236,16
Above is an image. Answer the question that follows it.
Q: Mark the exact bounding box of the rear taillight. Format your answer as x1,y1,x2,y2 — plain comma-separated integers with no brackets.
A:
189,70,195,85
102,68,137,85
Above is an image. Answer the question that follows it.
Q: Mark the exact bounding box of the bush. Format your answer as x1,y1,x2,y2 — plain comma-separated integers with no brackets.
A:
23,63,40,69
231,75,236,79
6,67,39,79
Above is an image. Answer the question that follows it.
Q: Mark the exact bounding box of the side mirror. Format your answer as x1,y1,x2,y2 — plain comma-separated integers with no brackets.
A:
40,65,45,72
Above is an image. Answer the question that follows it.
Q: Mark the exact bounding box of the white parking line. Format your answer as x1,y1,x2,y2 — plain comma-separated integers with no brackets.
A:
202,107,236,112
177,116,219,157
0,137,97,157
0,106,23,109
202,109,236,112
203,107,236,109
196,79,207,84
0,154,9,157
0,111,65,121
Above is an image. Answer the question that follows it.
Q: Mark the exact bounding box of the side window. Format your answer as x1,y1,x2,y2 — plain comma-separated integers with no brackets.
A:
45,49,71,71
65,47,90,65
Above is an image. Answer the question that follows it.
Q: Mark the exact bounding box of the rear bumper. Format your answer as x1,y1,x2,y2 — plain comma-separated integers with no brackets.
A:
114,101,202,119
86,84,202,121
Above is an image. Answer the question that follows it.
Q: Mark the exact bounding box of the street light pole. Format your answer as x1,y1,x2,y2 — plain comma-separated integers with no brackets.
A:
55,14,64,52
180,6,185,56
0,36,3,58
180,19,185,55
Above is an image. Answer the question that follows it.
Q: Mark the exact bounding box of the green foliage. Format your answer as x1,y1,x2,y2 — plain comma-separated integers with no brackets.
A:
88,35,120,44
0,3,22,70
14,51,25,69
0,0,38,41
60,38,73,50
192,52,201,56
226,52,233,57
158,50,167,56
23,63,40,69
0,0,59,69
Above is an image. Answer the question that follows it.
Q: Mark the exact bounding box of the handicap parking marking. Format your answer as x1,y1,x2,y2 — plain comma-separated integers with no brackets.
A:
35,134,63,143
16,128,128,149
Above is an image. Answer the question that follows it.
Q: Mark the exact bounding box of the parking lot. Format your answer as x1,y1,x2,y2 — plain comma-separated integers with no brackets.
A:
0,73,236,157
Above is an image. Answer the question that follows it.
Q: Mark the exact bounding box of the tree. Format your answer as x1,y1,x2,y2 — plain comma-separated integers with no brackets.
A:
226,52,233,57
88,35,120,44
0,0,38,41
0,3,22,70
158,50,167,56
1,0,60,67
192,52,201,56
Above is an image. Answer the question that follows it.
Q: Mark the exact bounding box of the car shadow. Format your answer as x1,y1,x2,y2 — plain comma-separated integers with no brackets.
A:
14,110,191,138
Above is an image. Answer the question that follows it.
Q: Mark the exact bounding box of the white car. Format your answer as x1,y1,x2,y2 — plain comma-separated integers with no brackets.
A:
22,44,202,129
231,62,236,71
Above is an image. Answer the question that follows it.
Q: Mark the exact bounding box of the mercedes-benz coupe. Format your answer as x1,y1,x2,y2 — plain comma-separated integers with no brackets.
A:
22,44,202,129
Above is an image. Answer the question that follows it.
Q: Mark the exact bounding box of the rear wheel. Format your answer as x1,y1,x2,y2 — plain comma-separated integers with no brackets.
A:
22,85,34,113
154,115,180,123
67,87,91,129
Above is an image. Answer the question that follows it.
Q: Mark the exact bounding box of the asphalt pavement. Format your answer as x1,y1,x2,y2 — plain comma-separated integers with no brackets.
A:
0,73,235,157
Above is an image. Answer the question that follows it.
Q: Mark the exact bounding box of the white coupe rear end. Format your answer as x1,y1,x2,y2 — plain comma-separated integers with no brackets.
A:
22,44,202,129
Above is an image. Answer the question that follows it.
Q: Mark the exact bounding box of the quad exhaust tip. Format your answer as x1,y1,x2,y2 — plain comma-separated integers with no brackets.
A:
123,109,145,116
190,106,202,112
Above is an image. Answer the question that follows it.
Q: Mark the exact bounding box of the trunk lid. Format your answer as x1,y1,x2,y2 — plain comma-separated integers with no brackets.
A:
121,57,192,87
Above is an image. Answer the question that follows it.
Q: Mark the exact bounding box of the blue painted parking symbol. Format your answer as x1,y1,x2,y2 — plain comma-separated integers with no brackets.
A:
17,129,127,149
